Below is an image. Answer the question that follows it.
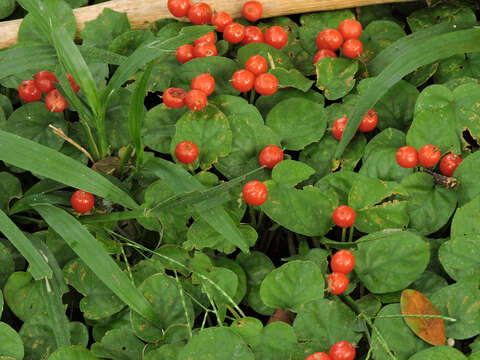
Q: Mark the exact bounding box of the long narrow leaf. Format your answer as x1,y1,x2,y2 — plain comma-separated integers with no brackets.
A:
335,27,480,157
33,204,158,323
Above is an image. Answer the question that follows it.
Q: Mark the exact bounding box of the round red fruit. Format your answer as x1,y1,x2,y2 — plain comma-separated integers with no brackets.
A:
264,26,288,49
193,42,217,58
440,153,463,177
212,11,233,32
246,54,268,76
338,18,362,40
332,117,348,141
254,73,278,95
314,49,337,64
67,73,80,93
231,69,255,92
331,250,355,274
71,190,94,214
167,0,190,17
316,29,343,51
242,180,268,206
191,73,215,96
332,205,356,228
242,1,263,22
45,89,68,112
185,89,207,111
18,80,42,102
396,146,418,168
187,2,212,25
306,353,332,360
163,87,187,108
176,44,195,63
242,25,264,45
358,109,378,132
175,141,199,164
327,272,349,295
223,23,246,44
418,144,441,168
342,38,363,58
194,31,215,46
329,341,356,360
34,70,58,93
259,145,284,169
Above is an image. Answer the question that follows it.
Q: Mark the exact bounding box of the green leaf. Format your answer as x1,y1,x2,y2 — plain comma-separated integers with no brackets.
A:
0,0,16,19
0,172,21,213
354,230,430,293
315,170,361,205
270,68,313,92
48,345,98,360
315,57,358,100
237,42,294,69
249,322,298,360
109,29,155,57
451,196,480,237
0,322,24,360
105,88,133,151
91,328,144,360
439,234,480,281
0,241,14,289
407,5,477,33
359,20,406,62
272,160,315,187
434,53,480,83
212,257,247,305
408,346,467,360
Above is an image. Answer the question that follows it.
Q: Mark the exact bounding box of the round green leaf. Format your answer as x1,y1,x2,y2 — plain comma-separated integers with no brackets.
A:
405,63,439,88
237,42,294,70
0,237,14,288
272,160,315,187
410,271,448,298
455,141,480,208
359,20,406,62
108,30,155,57
354,231,430,293
434,53,480,83
212,257,247,305
80,8,131,49
453,83,480,151
315,170,361,205
144,344,182,360
408,346,467,360
48,345,98,360
451,196,480,238
0,322,23,360
249,322,298,360
270,68,313,92
105,88,133,151
439,234,480,281
230,317,263,346
407,5,477,32
315,57,358,100
0,0,15,19
91,329,144,359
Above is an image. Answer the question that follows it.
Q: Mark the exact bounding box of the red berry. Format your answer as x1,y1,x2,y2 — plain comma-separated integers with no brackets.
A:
176,44,195,63
316,29,343,51
193,42,217,58
185,89,207,111
223,23,246,44
332,117,348,141
212,11,233,32
331,250,355,274
264,26,288,49
254,73,278,96
194,32,215,46
67,73,80,93
358,109,378,132
342,39,363,58
418,144,441,168
187,2,212,25
242,1,263,22
45,89,68,112
259,145,284,169
327,272,349,295
440,153,463,177
175,141,199,164
306,353,331,360
314,49,337,64
71,190,94,214
167,0,190,17
332,205,356,228
329,341,356,360
34,70,58,93
246,55,268,76
163,87,187,108
338,19,362,40
242,25,264,45
396,146,418,168
242,180,268,206
191,73,215,96
18,80,42,102
231,69,255,92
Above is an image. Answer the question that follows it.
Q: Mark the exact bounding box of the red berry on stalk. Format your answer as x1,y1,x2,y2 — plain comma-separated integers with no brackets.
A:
163,87,187,108
242,25,264,45
176,44,195,63
327,272,349,295
246,54,268,76
331,250,355,274
194,31,215,46
193,42,217,58
191,73,215,96
212,11,233,32
396,146,418,168
185,89,207,111
316,28,343,51
45,89,68,112
313,49,337,64
259,145,284,169
332,117,348,141
34,70,58,93
342,38,363,58
329,341,356,360
418,144,441,168
332,205,356,228
254,73,278,95
440,153,462,177
223,23,246,44
167,0,190,17
242,180,268,206
187,2,212,25
231,69,255,92
264,26,288,49
358,109,378,132
175,141,199,164
306,353,332,360
71,190,94,214
67,73,80,93
338,18,363,40
18,80,42,102
242,1,263,22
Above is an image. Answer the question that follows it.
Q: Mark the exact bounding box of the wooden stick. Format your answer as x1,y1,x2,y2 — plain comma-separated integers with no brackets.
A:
0,0,417,50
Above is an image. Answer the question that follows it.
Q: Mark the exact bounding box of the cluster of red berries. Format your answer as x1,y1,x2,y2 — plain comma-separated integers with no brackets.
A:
327,249,355,296
17,70,79,112
232,54,278,95
395,145,463,176
306,341,356,360
314,18,363,64
71,190,94,214
163,72,215,111
332,110,378,141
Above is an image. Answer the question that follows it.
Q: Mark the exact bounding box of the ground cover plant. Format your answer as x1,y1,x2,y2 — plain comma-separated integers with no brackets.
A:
0,0,479,358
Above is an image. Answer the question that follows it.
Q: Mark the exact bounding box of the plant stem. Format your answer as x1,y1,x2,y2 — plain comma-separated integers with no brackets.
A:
375,314,456,322
249,89,256,104
348,226,354,242
95,106,109,159
287,232,296,256
79,119,100,161
341,227,347,242
174,270,193,338
117,145,134,175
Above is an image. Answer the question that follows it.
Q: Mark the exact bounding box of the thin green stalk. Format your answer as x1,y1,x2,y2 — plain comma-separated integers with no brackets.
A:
79,118,100,161
174,270,193,339
118,145,134,175
361,313,398,360
95,107,109,159
203,283,223,326
249,89,256,104
226,304,241,320
120,243,134,283
348,226,354,242
341,227,347,242
375,314,456,322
